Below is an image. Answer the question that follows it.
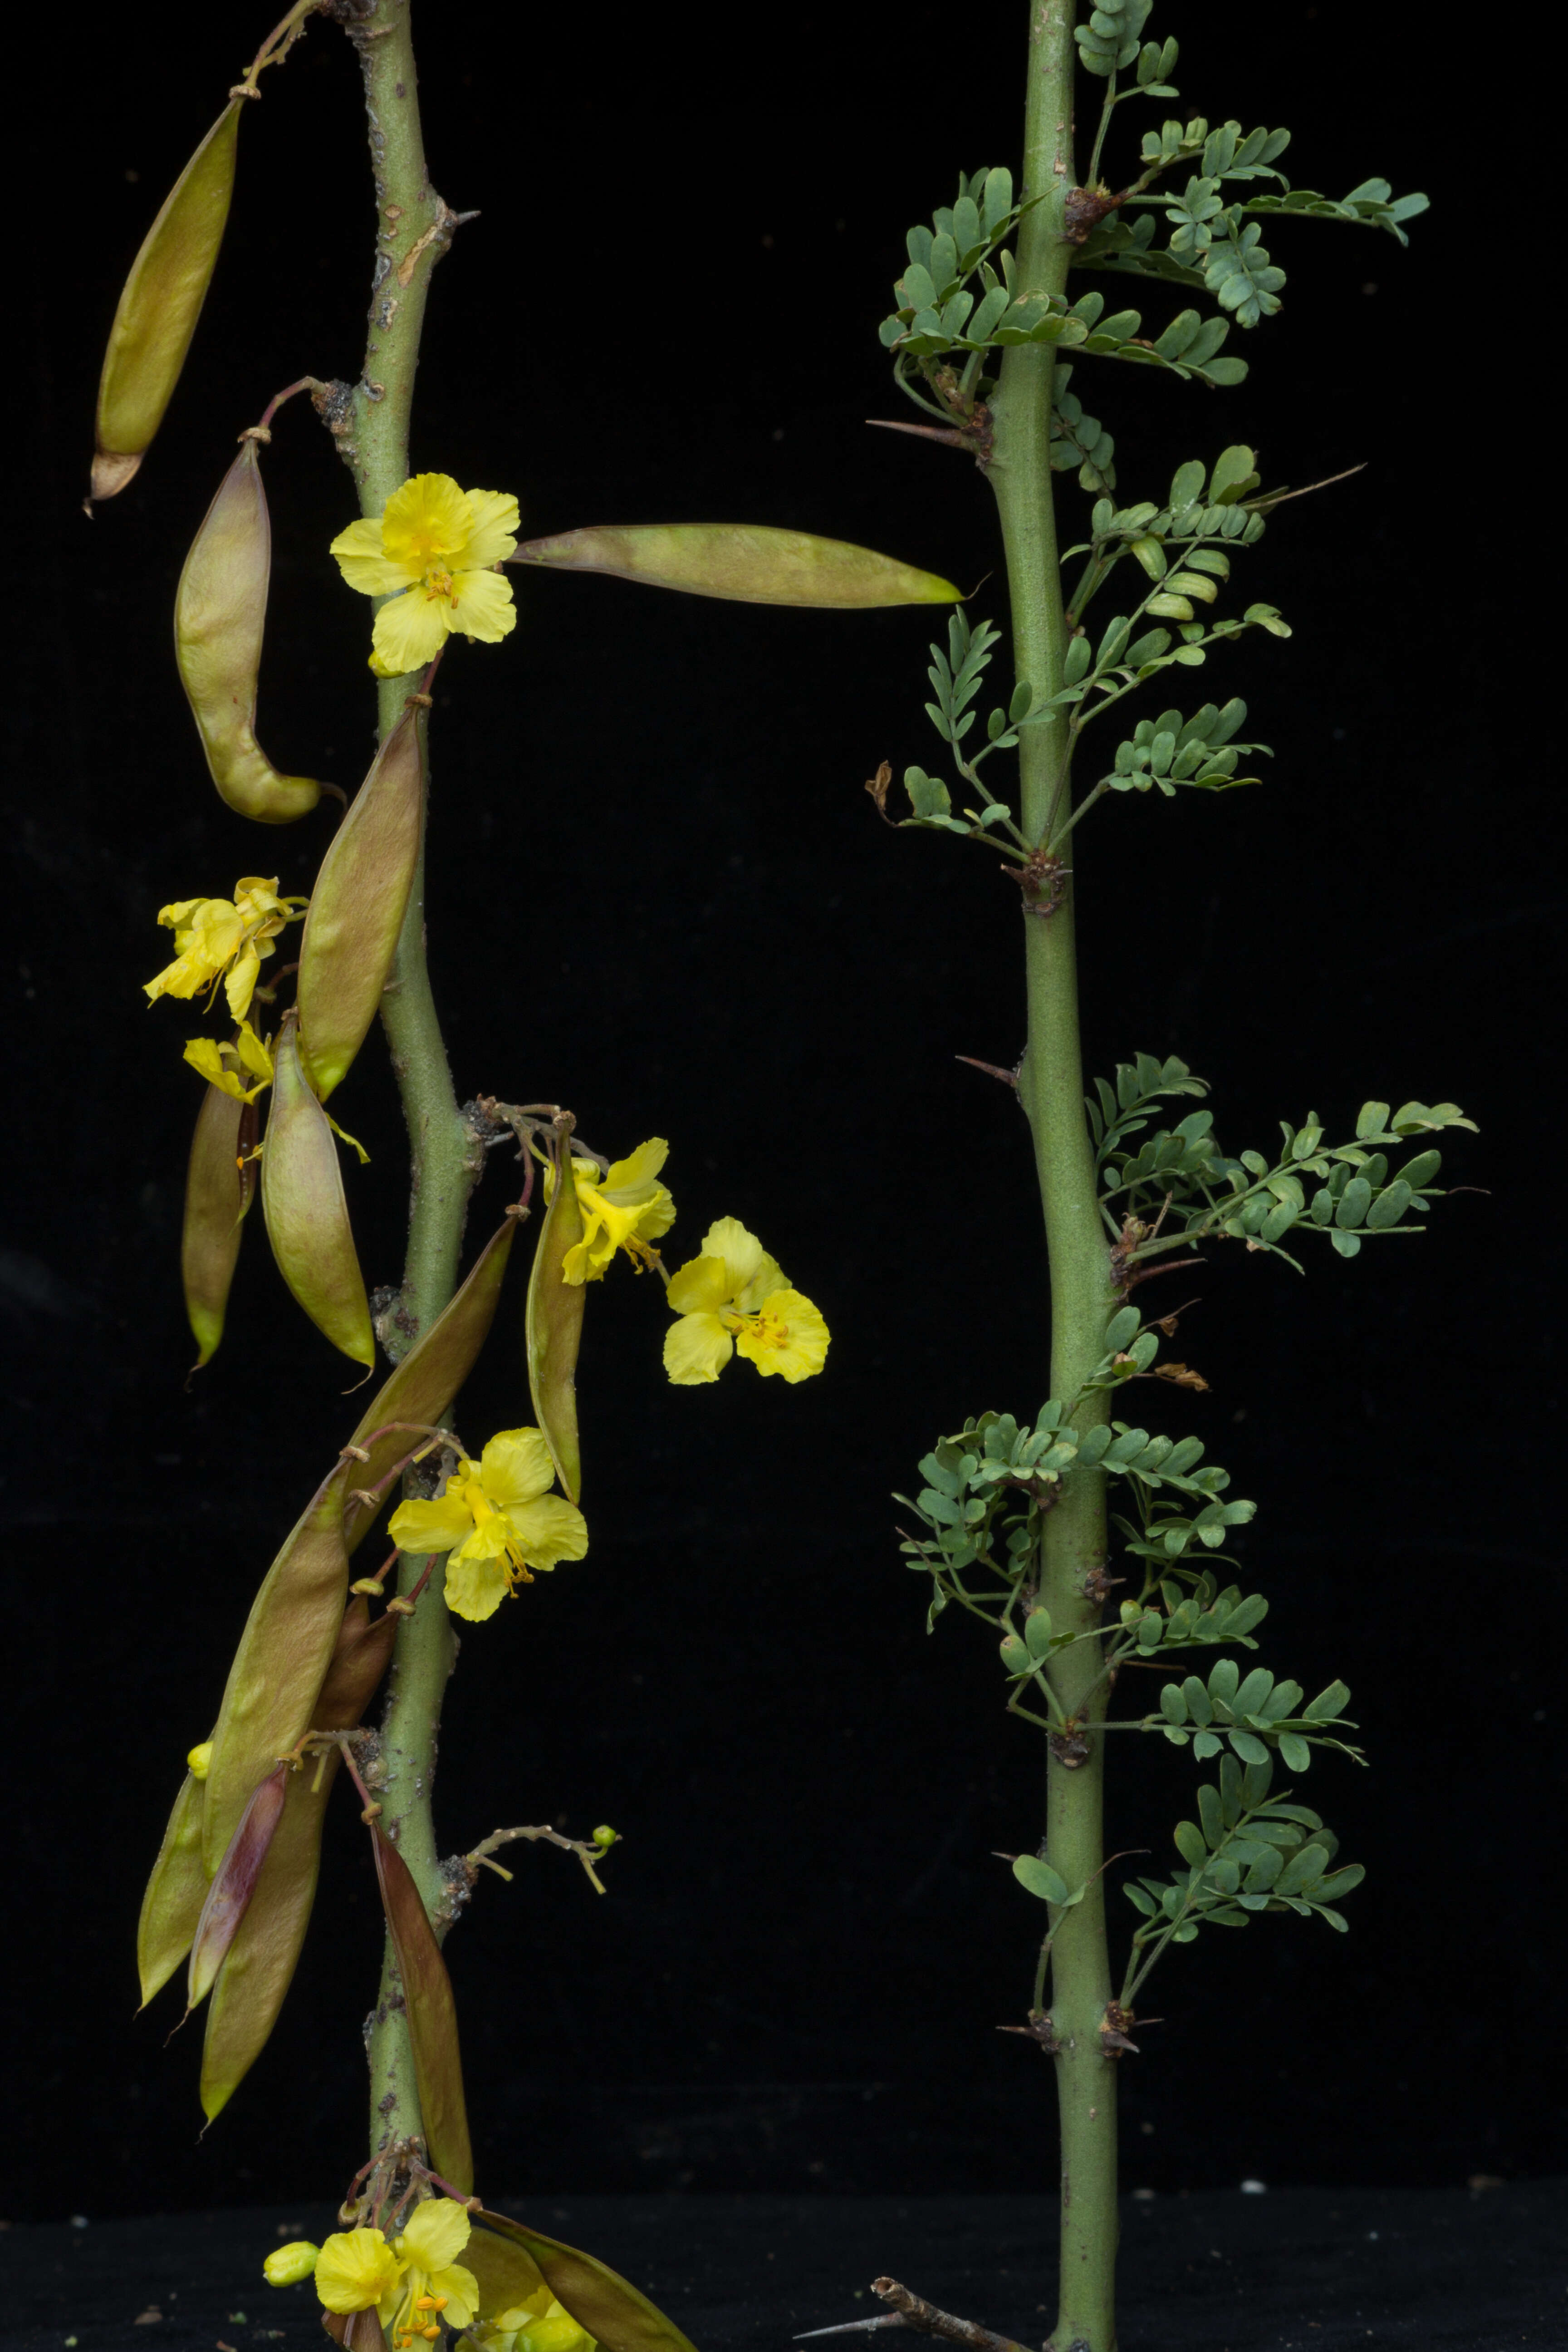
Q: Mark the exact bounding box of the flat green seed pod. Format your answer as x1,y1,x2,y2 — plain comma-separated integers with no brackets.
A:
296,709,423,1097
201,1460,351,1877
137,1767,210,2009
175,439,323,822
93,101,241,498
525,1126,588,1503
261,1013,376,1365
468,2210,701,2352
510,522,962,608
181,1078,257,1367
372,1822,472,2194
200,1598,397,2119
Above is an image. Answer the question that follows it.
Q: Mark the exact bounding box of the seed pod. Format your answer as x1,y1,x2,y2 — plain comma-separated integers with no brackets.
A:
295,710,423,1098
342,1212,518,1555
509,522,962,608
186,1763,288,2012
137,1766,210,2009
200,1597,397,2118
525,1125,588,1503
466,2210,702,2352
372,1826,473,2195
92,102,241,500
175,438,324,823
202,1460,351,1875
182,1075,259,1368
261,1012,375,1366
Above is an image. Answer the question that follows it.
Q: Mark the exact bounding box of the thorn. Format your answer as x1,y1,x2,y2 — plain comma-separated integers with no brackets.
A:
956,1054,1019,1088
866,417,970,450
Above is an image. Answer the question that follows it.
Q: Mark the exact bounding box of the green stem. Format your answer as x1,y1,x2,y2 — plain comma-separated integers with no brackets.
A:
987,9,1120,2347
329,0,476,2179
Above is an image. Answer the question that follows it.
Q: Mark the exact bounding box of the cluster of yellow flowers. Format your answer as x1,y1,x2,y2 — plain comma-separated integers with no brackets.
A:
262,2199,597,2352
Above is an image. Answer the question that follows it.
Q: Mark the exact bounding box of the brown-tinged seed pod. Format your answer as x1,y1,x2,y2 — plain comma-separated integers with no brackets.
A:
137,1767,210,2009
260,1012,375,1366
372,1824,473,2195
509,522,963,608
465,2210,702,2352
186,1764,288,2012
182,1076,258,1368
295,709,423,1097
525,1123,588,1503
199,1597,397,2119
92,103,241,500
175,438,324,822
201,1460,351,1876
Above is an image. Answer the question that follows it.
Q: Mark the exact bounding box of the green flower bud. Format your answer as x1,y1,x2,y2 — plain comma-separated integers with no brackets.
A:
591,1824,618,1849
263,2241,321,2288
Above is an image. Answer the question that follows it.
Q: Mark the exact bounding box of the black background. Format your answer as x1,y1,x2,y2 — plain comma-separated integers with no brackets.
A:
7,0,1560,2230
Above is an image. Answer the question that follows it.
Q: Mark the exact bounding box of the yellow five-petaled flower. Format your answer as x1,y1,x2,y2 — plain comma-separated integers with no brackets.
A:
547,1138,676,1282
145,877,307,1023
663,1217,829,1385
387,1428,588,1622
330,472,519,678
305,2198,480,2347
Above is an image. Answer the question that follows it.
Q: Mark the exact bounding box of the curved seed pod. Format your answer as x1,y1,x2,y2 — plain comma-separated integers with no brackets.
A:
182,1078,258,1369
202,1460,351,1874
468,2210,701,2352
175,437,324,823
510,522,962,608
342,1212,518,1554
525,1127,588,1503
372,1826,472,2195
296,710,423,1098
137,1768,210,2009
92,102,241,500
200,1598,397,2119
261,1013,375,1366
186,1764,288,2012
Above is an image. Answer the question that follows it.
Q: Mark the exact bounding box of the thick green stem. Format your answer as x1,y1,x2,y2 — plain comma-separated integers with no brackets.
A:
331,0,475,2175
987,8,1120,2347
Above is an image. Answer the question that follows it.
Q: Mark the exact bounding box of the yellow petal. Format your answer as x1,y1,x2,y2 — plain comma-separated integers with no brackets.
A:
448,564,516,643
157,897,205,929
381,472,473,568
602,1137,669,1195
370,587,451,677
329,514,410,596
477,1427,556,1512
461,488,521,570
734,1287,830,1382
387,1492,476,1555
224,939,261,1021
663,1310,734,1384
432,2262,483,2328
397,2199,471,2274
314,2230,402,2315
182,1037,238,1093
666,1254,729,1315
503,1492,589,1570
700,1216,771,1301
444,1552,510,1620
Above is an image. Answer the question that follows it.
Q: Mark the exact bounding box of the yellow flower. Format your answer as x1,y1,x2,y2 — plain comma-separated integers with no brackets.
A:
387,1429,588,1622
544,1139,676,1282
313,2201,480,2347
466,2288,596,2352
330,473,519,678
145,877,307,1023
663,1216,829,1386
263,2240,321,2288
183,1018,274,1102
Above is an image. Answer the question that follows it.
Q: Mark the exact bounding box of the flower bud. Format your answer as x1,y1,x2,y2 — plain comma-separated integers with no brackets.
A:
186,1741,215,1780
182,1069,259,1368
296,708,423,1098
176,438,323,822
509,521,963,608
591,1824,618,1849
264,2241,321,2288
525,1123,588,1503
92,102,241,500
260,1012,376,1367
